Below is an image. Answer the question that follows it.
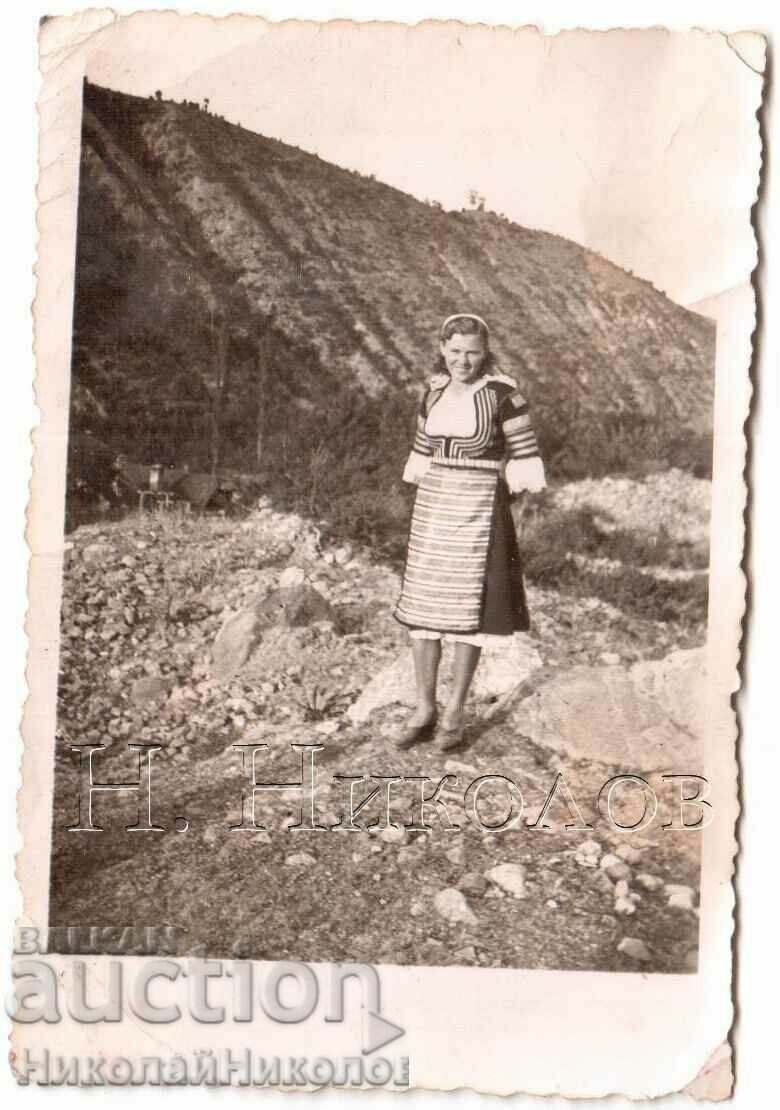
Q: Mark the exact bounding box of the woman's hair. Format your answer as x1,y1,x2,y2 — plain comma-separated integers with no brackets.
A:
434,314,496,375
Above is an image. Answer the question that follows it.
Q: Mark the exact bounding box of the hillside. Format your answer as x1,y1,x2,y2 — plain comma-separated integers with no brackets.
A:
68,81,716,546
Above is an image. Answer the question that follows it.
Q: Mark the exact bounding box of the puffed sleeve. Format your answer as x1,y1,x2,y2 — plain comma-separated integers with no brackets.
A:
402,386,434,485
498,389,547,494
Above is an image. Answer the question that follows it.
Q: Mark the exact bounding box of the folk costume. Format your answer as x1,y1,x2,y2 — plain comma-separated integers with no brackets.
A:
394,371,546,645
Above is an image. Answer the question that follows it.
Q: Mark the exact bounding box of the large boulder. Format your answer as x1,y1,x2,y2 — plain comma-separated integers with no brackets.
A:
347,635,544,724
508,647,706,769
211,582,337,681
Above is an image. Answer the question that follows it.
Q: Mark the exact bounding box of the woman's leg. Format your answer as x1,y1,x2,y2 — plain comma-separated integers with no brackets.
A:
408,636,441,726
441,642,481,730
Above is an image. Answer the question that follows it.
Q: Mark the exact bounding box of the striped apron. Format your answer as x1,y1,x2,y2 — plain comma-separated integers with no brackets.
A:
394,463,498,633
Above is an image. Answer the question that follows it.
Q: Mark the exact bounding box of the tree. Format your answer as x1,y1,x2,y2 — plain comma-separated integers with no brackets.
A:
255,307,276,471
210,312,231,475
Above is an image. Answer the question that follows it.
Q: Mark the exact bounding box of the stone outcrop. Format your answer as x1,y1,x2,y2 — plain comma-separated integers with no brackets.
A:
211,581,338,681
507,647,706,768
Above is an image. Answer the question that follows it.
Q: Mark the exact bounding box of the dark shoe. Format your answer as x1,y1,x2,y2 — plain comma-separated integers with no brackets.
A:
394,713,438,750
437,719,467,751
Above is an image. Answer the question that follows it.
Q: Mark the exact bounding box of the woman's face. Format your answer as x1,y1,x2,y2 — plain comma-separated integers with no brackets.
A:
440,331,487,384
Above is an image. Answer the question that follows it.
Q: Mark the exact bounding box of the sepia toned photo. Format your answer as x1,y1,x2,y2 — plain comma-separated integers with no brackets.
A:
16,11,762,1097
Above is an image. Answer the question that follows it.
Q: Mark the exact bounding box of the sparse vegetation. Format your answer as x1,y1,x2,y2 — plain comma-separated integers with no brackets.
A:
288,676,354,721
519,503,709,624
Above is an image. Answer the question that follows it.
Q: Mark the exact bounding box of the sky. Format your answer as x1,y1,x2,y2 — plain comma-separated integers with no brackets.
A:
79,15,764,308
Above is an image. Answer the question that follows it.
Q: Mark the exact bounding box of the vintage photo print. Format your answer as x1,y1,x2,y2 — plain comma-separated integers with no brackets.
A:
16,11,763,1097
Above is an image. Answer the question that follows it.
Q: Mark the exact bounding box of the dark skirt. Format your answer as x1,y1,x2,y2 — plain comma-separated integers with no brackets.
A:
481,482,530,634
394,465,529,636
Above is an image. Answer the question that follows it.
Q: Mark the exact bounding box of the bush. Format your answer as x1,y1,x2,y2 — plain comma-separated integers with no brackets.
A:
534,403,713,483
255,387,416,563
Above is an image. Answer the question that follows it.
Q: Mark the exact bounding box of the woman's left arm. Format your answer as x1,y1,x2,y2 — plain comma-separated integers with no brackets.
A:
498,390,547,494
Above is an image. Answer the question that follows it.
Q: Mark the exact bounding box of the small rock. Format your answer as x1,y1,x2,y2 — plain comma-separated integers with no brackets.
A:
545,899,558,909
574,839,603,867
130,675,172,707
614,879,631,899
615,894,638,916
595,872,616,897
636,873,664,892
600,854,632,882
380,825,406,845
285,852,316,867
617,937,651,961
313,719,340,736
485,863,527,899
616,844,643,865
445,843,464,865
82,543,111,563
434,888,479,926
665,884,696,910
279,566,306,589
409,901,425,918
457,872,488,898
599,652,621,665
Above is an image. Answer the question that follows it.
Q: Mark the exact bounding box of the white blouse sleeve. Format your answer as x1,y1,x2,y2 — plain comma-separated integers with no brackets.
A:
402,450,433,485
504,456,547,494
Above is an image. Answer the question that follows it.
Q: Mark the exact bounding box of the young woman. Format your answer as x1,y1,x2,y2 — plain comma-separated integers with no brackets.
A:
394,313,546,750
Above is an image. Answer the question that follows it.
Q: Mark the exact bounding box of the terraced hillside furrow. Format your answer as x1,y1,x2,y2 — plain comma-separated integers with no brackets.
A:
69,80,716,535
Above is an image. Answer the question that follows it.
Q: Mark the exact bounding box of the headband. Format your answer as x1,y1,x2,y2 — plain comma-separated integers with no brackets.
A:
440,313,490,337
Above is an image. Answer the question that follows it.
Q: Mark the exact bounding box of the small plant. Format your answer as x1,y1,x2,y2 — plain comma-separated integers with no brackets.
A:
289,678,352,722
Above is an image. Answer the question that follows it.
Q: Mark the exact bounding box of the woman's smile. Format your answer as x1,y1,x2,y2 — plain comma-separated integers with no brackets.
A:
440,334,486,383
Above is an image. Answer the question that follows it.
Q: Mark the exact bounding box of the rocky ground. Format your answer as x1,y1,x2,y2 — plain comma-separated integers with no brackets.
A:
549,469,712,547
50,475,709,973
